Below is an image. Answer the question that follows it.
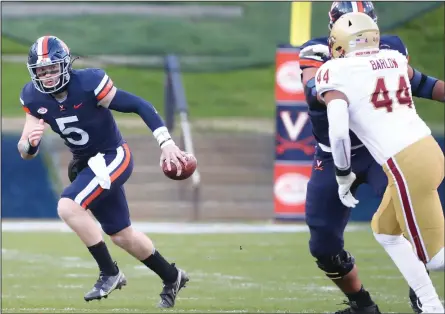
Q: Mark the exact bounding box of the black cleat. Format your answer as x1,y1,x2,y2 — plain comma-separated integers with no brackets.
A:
84,264,127,302
335,301,382,314
409,287,423,314
157,264,189,308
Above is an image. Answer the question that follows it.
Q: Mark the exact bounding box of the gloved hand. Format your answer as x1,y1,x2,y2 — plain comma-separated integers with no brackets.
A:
336,172,359,208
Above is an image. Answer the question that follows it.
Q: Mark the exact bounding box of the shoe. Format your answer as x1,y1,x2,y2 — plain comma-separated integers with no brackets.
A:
409,287,423,314
84,263,126,302
157,263,189,308
335,301,382,314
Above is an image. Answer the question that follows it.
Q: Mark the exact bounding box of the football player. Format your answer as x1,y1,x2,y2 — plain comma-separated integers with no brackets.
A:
315,12,444,313
18,35,189,308
298,2,444,313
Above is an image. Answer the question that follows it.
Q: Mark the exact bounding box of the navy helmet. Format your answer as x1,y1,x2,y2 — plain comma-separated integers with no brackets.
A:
329,2,377,30
27,35,72,94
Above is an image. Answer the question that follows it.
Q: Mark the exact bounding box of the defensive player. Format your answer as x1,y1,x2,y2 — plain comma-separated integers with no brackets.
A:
316,12,444,313
299,2,445,313
18,35,189,308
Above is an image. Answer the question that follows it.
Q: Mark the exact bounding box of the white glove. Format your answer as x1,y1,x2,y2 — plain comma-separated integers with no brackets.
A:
299,44,330,61
336,172,359,208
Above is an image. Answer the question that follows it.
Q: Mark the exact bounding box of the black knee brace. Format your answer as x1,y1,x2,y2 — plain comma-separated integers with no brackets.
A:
316,250,355,280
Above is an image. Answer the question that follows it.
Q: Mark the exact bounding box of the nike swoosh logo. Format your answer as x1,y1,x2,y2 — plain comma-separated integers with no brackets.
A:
74,103,83,109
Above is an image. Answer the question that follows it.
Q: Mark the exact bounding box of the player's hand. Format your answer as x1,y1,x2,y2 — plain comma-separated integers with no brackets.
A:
336,172,359,208
299,44,330,61
159,142,188,176
28,119,45,147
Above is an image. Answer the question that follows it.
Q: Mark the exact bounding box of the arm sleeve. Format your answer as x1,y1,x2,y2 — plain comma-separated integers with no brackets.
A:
108,89,166,133
315,62,352,172
327,100,351,172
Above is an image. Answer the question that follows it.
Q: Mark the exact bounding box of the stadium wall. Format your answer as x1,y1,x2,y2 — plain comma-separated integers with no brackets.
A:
2,133,58,219
2,133,444,220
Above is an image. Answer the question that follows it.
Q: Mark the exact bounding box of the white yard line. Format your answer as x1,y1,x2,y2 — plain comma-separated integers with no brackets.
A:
1,221,369,234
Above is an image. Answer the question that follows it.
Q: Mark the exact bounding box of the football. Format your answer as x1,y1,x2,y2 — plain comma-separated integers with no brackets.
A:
162,153,197,180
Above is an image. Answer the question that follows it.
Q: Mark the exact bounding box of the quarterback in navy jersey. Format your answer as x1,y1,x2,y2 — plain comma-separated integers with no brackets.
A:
297,2,445,314
18,35,189,308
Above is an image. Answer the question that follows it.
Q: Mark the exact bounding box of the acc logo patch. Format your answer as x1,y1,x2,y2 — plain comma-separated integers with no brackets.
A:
37,107,48,114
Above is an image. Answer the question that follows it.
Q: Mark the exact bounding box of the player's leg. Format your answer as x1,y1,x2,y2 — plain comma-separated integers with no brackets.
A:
388,136,445,270
87,147,189,308
373,189,443,313
60,175,125,301
91,186,189,308
365,157,425,313
373,136,444,312
306,150,380,313
60,144,134,301
391,137,444,314
371,188,432,313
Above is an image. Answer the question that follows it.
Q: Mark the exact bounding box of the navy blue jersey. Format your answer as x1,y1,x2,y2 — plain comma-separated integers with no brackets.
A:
20,68,124,158
299,35,408,147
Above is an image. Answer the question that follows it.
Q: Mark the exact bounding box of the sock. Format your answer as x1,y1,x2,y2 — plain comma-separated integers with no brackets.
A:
346,285,374,308
141,249,178,283
374,233,443,309
87,241,119,276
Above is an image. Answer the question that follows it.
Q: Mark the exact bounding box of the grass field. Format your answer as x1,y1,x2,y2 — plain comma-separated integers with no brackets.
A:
2,223,444,313
1,6,444,128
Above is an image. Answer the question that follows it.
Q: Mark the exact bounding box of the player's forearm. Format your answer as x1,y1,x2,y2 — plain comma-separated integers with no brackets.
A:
17,139,39,160
108,89,174,148
409,68,443,102
327,100,351,174
432,80,444,103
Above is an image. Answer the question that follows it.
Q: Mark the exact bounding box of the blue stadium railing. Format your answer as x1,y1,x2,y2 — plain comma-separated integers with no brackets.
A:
164,54,202,220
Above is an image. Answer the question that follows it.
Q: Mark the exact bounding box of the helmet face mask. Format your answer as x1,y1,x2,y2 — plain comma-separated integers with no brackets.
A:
27,36,72,94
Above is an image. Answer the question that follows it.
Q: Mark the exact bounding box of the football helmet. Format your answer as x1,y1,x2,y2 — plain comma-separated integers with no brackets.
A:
328,12,380,59
329,1,377,30
27,35,72,94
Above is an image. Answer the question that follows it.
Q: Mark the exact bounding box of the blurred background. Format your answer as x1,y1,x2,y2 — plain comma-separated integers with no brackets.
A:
2,1,444,221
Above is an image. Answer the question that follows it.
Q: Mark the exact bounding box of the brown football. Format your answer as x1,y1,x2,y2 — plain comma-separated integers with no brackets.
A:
162,153,197,180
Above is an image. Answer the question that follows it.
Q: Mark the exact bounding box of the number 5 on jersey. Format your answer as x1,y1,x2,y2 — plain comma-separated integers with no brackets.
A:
56,116,89,145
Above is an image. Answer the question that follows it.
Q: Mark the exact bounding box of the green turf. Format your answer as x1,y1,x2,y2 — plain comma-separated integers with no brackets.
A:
2,227,444,313
1,7,444,128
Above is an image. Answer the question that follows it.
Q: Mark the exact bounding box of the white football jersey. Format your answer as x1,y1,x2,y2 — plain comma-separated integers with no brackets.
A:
316,49,431,165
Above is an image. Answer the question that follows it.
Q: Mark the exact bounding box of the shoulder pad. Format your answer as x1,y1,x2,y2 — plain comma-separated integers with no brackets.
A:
380,35,408,58
300,37,329,50
299,37,329,70
77,68,115,101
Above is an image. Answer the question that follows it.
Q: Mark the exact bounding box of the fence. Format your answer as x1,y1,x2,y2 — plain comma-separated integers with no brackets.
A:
164,55,201,220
